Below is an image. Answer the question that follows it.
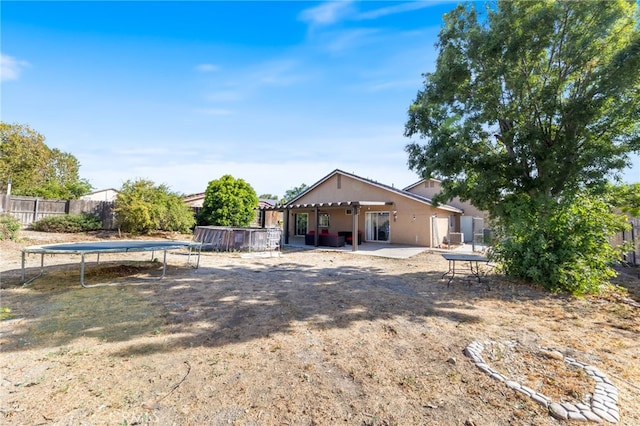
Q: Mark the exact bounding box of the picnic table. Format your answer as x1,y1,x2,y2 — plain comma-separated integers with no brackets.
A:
441,253,490,288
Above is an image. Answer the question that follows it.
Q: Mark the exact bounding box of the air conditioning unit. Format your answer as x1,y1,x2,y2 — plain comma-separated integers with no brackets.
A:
448,232,463,244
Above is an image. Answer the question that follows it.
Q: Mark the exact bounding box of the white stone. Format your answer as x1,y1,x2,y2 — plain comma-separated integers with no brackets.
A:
560,402,579,413
505,380,520,390
530,393,550,407
581,410,603,422
548,402,568,420
592,407,618,423
567,411,588,421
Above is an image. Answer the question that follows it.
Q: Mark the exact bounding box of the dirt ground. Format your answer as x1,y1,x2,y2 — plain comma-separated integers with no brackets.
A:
1,231,639,426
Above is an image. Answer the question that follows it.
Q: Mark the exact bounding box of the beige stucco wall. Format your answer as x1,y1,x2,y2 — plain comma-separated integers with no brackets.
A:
406,180,487,218
286,173,460,247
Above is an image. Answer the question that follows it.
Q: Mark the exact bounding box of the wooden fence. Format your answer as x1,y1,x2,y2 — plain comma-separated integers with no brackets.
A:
0,195,116,229
614,216,640,266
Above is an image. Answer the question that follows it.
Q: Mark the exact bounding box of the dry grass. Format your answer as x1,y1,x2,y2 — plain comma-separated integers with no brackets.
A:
0,231,639,425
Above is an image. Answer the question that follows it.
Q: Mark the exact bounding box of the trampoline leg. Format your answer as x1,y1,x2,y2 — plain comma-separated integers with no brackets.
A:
22,253,45,287
80,253,88,288
161,250,167,278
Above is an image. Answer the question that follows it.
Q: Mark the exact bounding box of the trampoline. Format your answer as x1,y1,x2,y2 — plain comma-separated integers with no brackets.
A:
21,240,202,288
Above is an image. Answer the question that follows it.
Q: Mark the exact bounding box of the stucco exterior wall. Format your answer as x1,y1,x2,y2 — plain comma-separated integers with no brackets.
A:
286,173,460,247
406,180,487,218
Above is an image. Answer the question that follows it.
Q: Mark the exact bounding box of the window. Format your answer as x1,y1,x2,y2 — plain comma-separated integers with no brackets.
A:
345,209,352,215
319,213,330,228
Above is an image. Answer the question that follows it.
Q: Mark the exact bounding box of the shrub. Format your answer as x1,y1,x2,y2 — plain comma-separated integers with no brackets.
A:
0,214,21,240
491,193,629,296
32,213,103,233
114,179,195,235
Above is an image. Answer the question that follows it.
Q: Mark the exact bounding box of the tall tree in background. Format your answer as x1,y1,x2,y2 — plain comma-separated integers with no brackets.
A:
405,1,639,294
0,122,92,198
282,183,308,204
198,175,258,227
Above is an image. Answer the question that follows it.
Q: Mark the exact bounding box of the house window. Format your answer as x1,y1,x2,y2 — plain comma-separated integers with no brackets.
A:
319,213,330,228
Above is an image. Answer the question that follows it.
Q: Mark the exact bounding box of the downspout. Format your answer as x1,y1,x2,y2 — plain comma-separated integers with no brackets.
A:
352,206,359,252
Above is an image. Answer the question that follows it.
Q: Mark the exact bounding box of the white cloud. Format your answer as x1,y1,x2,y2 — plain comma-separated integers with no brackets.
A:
195,63,219,73
298,1,355,26
357,2,443,20
0,53,30,82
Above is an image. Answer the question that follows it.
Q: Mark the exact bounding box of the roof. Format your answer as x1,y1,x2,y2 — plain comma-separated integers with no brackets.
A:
262,169,463,213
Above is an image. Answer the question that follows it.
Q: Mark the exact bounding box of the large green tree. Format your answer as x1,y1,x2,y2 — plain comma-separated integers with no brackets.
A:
198,175,258,227
0,122,92,198
405,1,639,294
114,179,195,234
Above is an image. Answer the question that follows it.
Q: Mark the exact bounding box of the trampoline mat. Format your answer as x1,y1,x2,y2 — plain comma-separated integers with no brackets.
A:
23,240,198,254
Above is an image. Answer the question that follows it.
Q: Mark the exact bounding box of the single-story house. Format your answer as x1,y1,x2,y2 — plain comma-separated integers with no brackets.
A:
81,188,119,202
260,169,485,250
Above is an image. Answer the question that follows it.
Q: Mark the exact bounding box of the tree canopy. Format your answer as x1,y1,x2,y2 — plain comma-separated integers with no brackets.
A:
404,0,639,294
198,175,258,227
0,122,93,199
282,184,309,204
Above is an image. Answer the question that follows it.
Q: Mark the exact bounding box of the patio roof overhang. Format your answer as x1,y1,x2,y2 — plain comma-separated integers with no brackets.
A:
258,200,394,212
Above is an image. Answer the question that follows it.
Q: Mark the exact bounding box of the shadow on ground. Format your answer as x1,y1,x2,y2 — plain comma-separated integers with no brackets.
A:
0,250,563,357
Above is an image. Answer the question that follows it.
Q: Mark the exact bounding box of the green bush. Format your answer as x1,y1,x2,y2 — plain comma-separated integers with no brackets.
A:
114,179,195,235
32,213,103,233
0,214,21,240
491,193,629,296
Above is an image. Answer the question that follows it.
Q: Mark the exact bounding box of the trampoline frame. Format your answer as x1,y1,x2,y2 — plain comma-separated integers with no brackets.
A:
21,240,202,288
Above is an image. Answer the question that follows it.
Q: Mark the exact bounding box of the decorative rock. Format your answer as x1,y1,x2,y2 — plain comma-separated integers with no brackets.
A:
581,410,603,422
490,372,506,382
505,380,520,390
592,406,617,423
560,402,579,413
475,363,493,374
463,341,621,424
530,393,550,407
549,402,569,420
567,411,588,421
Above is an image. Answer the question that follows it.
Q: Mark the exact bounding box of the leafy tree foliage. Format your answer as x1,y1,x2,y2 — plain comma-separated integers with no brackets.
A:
0,122,92,198
198,175,258,227
609,183,640,217
258,193,279,200
114,179,195,234
405,1,639,294
282,184,308,204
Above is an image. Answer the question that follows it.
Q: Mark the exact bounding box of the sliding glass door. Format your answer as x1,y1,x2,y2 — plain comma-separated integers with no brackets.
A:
295,213,308,236
365,211,390,242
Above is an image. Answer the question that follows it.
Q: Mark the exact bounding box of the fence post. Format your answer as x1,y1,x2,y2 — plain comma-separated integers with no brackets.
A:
33,198,40,223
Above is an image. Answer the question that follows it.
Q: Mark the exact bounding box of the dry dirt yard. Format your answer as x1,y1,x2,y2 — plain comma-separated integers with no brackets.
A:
1,231,639,426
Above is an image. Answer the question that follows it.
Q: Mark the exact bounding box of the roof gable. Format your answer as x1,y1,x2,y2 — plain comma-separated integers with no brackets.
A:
281,169,462,213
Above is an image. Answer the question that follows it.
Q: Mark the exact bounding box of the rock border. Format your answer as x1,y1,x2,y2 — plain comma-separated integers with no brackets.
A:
464,341,620,423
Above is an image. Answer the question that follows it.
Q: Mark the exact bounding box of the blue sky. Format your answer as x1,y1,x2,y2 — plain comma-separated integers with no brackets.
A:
2,1,638,198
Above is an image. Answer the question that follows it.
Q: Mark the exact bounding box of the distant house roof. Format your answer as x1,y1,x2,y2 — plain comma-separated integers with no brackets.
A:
183,192,206,202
